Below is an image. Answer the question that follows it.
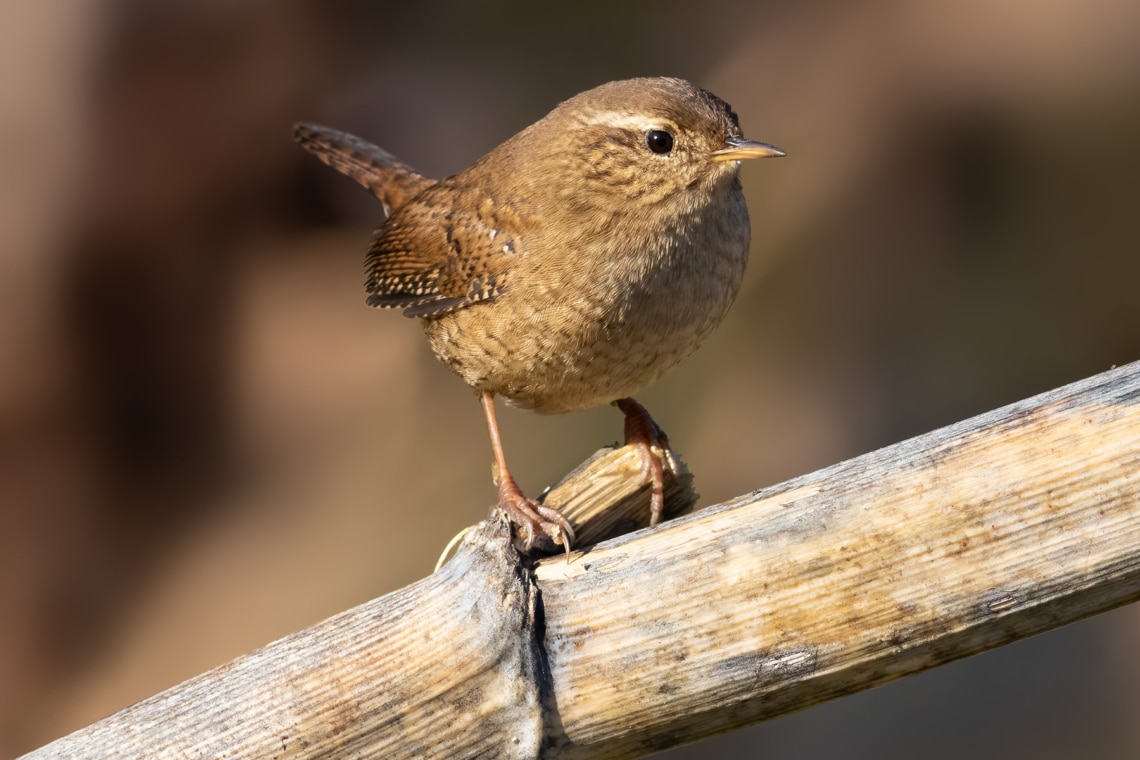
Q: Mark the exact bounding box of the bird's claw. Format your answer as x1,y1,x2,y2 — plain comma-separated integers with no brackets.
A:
615,397,675,528
496,474,575,553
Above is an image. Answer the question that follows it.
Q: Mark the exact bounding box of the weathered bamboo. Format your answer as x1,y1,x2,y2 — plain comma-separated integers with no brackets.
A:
538,361,1140,756
22,362,1140,759
23,444,698,760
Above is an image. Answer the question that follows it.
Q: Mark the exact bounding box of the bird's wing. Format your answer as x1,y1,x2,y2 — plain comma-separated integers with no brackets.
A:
292,123,435,216
364,185,530,319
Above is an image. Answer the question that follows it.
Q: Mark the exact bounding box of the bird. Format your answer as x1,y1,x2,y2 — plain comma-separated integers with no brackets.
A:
293,77,783,550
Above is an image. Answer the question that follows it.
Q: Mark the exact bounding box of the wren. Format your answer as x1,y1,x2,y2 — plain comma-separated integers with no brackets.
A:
294,77,783,550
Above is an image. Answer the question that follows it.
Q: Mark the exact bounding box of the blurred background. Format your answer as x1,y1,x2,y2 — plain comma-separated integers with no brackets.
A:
2,0,1139,756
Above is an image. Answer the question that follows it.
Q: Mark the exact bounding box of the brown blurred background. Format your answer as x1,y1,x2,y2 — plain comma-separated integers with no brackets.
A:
2,0,1139,756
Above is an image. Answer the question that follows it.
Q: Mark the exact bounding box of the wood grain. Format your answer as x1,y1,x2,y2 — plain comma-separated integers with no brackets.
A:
27,514,545,759
21,362,1140,759
537,362,1140,756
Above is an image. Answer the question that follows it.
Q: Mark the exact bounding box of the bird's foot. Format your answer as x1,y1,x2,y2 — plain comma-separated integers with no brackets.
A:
615,397,676,528
496,473,576,552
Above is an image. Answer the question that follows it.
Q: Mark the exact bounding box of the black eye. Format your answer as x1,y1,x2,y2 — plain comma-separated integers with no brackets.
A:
646,129,674,154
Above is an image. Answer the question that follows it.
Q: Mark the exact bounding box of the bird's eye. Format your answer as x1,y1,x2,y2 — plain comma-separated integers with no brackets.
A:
646,130,674,155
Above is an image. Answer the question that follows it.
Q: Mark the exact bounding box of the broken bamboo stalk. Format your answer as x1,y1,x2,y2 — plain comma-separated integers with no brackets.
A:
22,361,1140,759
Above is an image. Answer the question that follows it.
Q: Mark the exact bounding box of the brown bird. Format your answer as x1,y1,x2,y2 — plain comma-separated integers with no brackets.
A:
294,77,783,550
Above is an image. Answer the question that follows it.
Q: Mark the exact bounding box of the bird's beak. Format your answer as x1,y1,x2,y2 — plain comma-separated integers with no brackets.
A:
712,135,786,163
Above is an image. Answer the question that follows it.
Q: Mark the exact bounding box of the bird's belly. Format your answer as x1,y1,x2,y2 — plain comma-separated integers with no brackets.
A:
423,249,744,414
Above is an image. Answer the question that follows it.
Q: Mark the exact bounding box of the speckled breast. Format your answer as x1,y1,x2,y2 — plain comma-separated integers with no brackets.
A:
422,191,752,414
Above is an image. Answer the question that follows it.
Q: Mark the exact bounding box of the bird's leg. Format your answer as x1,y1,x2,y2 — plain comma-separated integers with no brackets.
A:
480,392,575,551
614,397,674,528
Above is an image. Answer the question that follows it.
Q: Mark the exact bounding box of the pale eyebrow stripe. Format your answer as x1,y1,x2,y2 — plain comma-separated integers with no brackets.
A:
576,111,677,132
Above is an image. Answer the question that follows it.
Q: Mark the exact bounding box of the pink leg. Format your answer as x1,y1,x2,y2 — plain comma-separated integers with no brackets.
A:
481,392,575,550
